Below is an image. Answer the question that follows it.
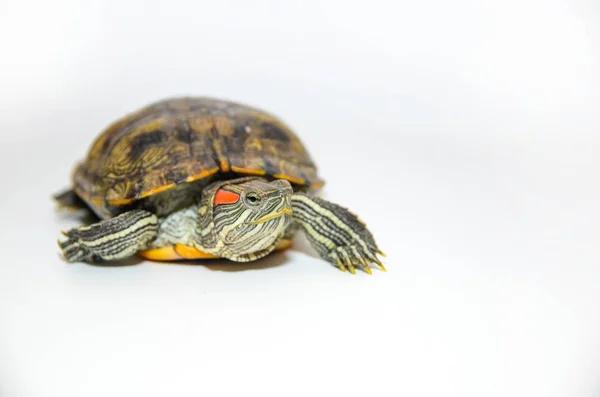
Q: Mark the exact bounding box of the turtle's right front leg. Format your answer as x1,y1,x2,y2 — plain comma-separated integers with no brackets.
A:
58,210,159,263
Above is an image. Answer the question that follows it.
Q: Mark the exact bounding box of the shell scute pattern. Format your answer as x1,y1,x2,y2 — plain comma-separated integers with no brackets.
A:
73,97,323,211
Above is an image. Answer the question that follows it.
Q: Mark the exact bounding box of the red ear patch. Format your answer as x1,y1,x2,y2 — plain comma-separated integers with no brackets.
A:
213,189,240,206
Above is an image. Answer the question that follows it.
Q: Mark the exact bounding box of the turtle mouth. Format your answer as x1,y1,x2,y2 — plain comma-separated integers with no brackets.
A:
249,207,293,225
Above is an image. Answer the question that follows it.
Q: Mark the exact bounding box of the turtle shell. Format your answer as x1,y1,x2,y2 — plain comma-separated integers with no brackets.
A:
72,97,324,212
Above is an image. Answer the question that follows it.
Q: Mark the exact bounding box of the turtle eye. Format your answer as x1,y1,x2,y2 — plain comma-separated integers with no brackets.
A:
245,192,261,206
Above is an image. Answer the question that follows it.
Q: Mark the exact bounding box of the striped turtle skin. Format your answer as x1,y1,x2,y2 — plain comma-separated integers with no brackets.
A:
55,97,385,274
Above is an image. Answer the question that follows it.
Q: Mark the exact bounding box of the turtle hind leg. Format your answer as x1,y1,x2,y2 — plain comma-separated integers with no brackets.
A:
53,189,89,211
58,210,159,263
53,188,100,224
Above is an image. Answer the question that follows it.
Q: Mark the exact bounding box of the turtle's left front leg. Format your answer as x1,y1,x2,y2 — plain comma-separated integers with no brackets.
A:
291,194,385,274
58,210,159,263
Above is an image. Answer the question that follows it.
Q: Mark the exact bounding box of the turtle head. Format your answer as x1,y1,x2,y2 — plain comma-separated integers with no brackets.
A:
208,178,293,260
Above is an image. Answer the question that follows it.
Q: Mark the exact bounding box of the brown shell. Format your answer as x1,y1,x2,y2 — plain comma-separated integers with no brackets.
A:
72,97,324,208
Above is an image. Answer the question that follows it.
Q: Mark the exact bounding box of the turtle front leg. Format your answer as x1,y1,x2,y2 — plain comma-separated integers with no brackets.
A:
58,210,159,263
290,194,385,274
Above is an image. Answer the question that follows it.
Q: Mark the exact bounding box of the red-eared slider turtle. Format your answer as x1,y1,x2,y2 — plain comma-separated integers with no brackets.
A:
55,97,385,274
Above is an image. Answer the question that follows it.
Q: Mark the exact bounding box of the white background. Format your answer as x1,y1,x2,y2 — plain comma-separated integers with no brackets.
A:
0,0,599,396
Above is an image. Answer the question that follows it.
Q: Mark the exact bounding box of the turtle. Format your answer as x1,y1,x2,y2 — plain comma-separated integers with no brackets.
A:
54,97,385,274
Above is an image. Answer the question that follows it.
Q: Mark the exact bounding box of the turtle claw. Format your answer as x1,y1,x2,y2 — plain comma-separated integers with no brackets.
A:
57,240,68,262
339,250,357,274
334,258,348,272
330,253,347,273
328,245,385,275
372,256,386,272
364,250,386,272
